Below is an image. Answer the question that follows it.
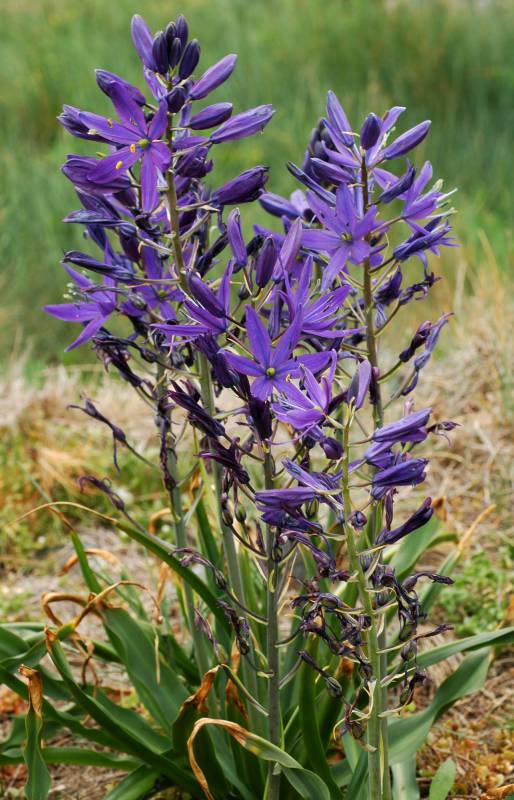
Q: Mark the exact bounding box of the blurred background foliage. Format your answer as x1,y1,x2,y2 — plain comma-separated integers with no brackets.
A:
0,0,513,365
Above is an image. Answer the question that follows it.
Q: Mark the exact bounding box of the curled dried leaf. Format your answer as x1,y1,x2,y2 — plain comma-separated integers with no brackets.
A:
19,665,43,718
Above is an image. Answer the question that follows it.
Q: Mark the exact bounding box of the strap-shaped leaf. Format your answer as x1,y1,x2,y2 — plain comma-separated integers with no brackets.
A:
417,626,514,668
188,717,332,800
0,746,139,770
103,607,188,731
114,519,230,634
47,637,197,792
428,758,456,800
391,759,420,800
389,518,454,581
389,649,491,764
102,766,162,800
298,642,343,798
19,666,51,800
17,503,231,636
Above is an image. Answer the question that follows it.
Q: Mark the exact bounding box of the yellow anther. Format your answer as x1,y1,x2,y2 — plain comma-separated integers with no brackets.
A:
115,160,123,170
130,143,136,153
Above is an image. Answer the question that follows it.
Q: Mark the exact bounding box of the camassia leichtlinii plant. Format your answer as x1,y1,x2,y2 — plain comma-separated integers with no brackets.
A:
10,11,490,800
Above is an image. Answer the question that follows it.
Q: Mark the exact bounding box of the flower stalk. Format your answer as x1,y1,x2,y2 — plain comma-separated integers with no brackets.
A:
49,14,458,800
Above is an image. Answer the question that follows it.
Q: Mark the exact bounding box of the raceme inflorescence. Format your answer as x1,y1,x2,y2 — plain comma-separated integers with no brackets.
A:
44,12,460,800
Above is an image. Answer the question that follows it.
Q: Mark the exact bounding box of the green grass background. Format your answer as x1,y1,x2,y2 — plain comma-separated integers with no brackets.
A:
1,0,513,364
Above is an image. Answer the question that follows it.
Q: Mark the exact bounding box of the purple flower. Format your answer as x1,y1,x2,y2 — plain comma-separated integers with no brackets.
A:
378,164,416,204
44,267,116,350
394,220,455,265
302,184,380,289
259,189,310,221
376,498,433,545
210,105,274,144
224,306,303,399
255,487,318,516
401,313,452,394
227,209,247,267
131,14,157,71
371,458,428,499
282,258,355,339
345,359,372,410
272,354,336,431
61,155,132,196
95,70,146,107
79,89,170,211
283,459,343,510
154,263,233,342
372,408,432,445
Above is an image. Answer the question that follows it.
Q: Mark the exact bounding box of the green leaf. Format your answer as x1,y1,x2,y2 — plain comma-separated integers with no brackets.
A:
344,748,367,800
103,607,188,731
20,667,51,800
189,718,332,800
298,641,343,799
114,519,230,634
0,664,119,751
47,638,197,792
103,766,160,800
389,649,491,764
389,518,453,581
392,759,420,800
417,627,514,668
102,766,161,800
1,747,139,770
196,497,222,569
428,758,457,800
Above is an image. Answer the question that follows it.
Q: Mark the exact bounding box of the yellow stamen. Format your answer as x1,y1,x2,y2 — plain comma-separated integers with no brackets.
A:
115,160,123,170
129,143,136,153
107,119,113,128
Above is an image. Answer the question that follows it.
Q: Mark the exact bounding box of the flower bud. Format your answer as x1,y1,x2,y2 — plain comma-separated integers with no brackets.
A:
320,436,343,460
164,21,176,45
255,236,276,288
168,37,183,69
227,208,247,266
360,112,381,150
214,569,228,591
179,39,200,80
211,105,274,144
175,15,189,46
189,102,233,130
213,166,268,206
350,510,367,529
383,120,431,160
166,86,187,113
190,54,237,100
152,32,169,75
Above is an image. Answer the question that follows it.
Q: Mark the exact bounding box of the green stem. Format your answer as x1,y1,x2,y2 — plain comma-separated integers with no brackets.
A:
341,418,382,800
198,355,263,736
362,156,391,800
156,367,210,676
264,450,281,800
